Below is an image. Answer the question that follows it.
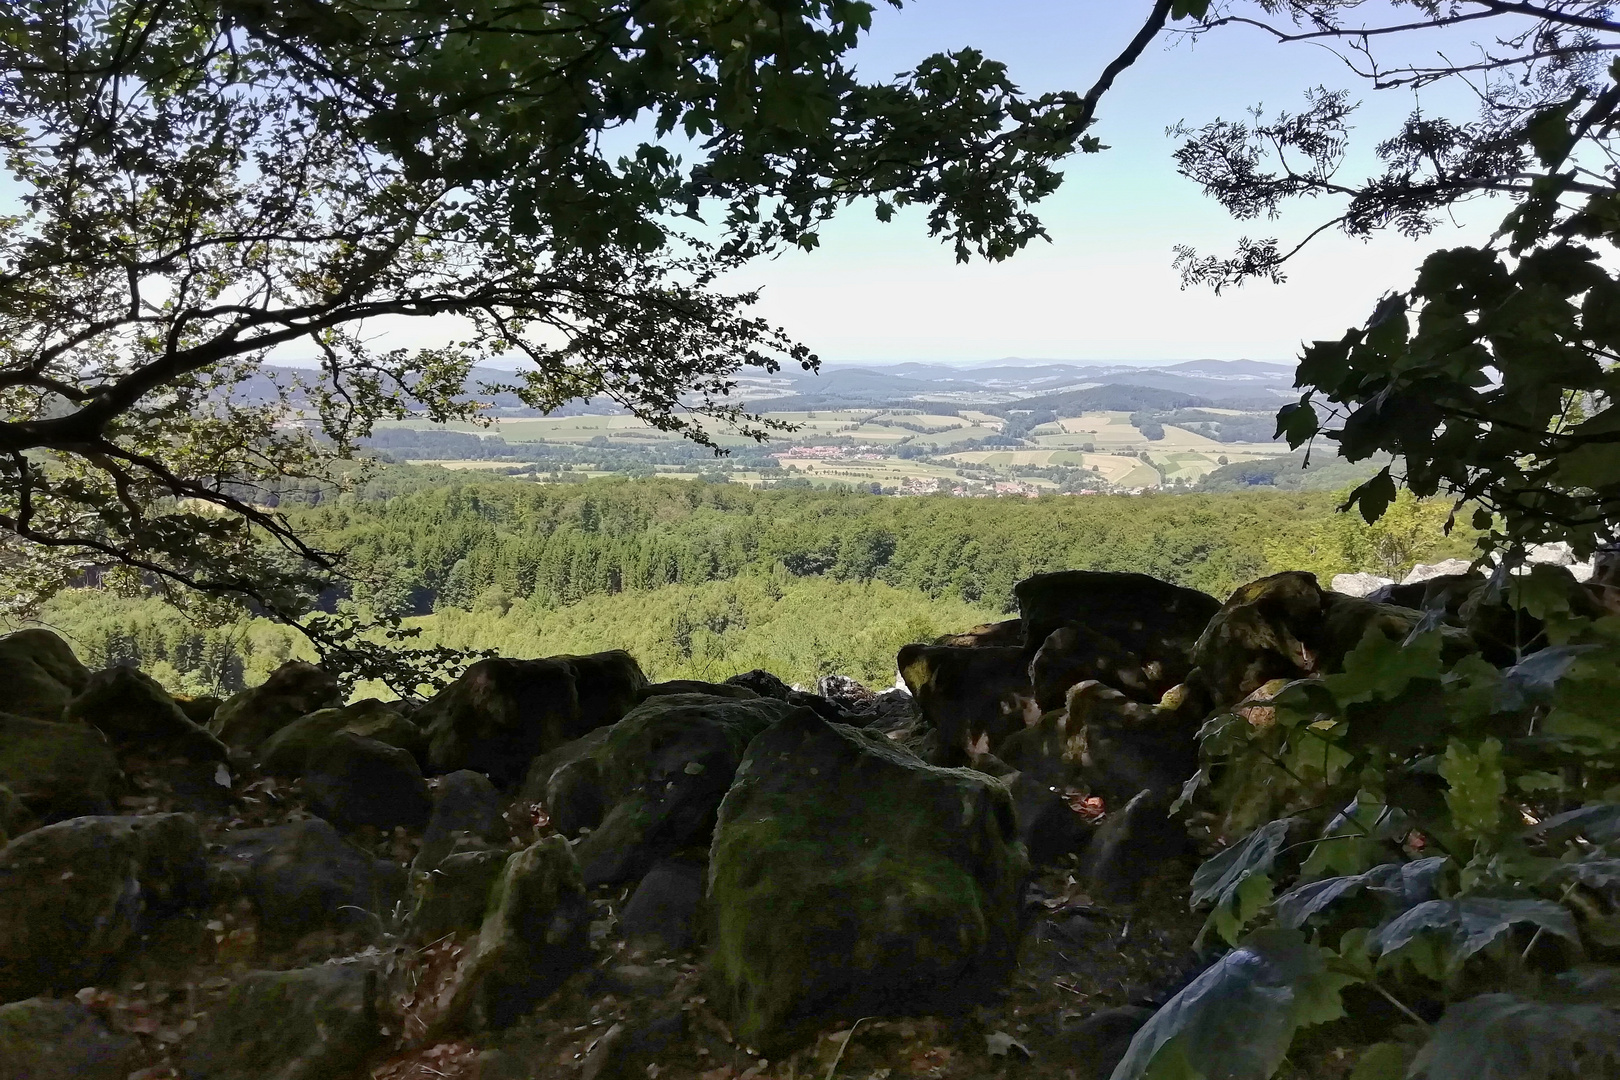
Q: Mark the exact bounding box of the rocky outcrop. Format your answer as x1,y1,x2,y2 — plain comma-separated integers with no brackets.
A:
708,710,1028,1048
214,818,405,936
0,996,137,1080
571,694,799,886
419,651,647,786
1013,571,1221,667
210,662,341,752
1029,623,1176,711
0,813,206,1001
432,836,591,1031
0,628,90,722
257,698,422,777
303,732,432,833
181,964,382,1080
409,848,508,941
64,665,228,762
0,714,122,826
1331,571,1394,597
933,618,1025,648
415,769,505,873
896,644,1032,765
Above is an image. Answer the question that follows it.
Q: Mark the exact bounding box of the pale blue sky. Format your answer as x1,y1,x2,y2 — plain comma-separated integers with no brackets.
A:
731,0,1510,366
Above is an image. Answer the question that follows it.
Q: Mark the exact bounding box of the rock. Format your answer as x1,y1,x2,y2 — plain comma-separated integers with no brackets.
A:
933,618,1025,648
409,848,508,941
210,662,341,752
1057,1006,1156,1080
554,650,650,736
1082,788,1190,902
640,680,758,702
0,997,137,1080
1068,681,1208,806
1368,572,1481,612
1029,624,1175,711
417,658,579,786
0,784,26,845
520,726,614,837
415,770,505,873
173,693,223,728
64,666,228,761
1191,571,1426,708
1008,771,1087,868
0,714,121,824
816,674,876,713
433,836,591,1031
895,644,1032,765
0,629,90,722
1330,572,1394,597
1013,571,1222,668
619,856,705,954
303,733,431,834
708,710,1028,1047
181,963,382,1080
0,813,206,1001
571,694,798,887
572,1009,686,1080
215,819,406,935
1401,558,1474,585
722,669,849,723
257,699,423,777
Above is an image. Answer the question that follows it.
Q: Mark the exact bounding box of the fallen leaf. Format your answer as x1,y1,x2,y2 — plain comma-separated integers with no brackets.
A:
985,1031,1030,1058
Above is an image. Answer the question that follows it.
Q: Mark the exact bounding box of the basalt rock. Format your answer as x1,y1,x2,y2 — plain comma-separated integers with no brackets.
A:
214,818,406,936
520,726,614,838
303,732,432,834
0,714,122,824
409,848,508,941
1013,571,1221,670
257,698,423,777
708,710,1028,1048
639,680,758,702
415,769,506,873
0,629,90,723
181,963,383,1080
722,669,849,723
619,856,706,954
0,813,206,1001
895,644,1033,766
64,666,228,762
210,662,342,753
0,996,138,1080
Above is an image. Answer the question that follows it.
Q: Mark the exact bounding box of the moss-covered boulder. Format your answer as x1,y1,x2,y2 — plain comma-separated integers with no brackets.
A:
409,847,508,941
64,666,228,761
304,732,432,833
708,710,1028,1048
571,694,799,887
181,963,382,1080
518,725,615,837
0,713,121,824
213,818,405,936
433,836,591,1031
210,662,341,752
257,698,422,776
415,770,504,873
895,644,1031,766
0,629,89,722
932,618,1025,648
0,813,206,1002
1014,571,1221,666
0,996,137,1080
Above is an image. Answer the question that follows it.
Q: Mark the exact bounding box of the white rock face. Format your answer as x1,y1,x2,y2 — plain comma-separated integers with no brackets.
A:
1331,572,1395,597
1401,558,1474,585
1526,542,1576,566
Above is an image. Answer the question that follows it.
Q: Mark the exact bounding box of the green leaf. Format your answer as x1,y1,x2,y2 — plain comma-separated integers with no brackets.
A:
1276,858,1450,929
1410,993,1620,1080
1532,803,1620,846
1369,898,1580,975
1169,0,1213,19
1110,928,1356,1080
1327,627,1445,705
1494,645,1596,711
1440,737,1506,839
1346,468,1398,525
1191,819,1292,945
1349,1042,1414,1080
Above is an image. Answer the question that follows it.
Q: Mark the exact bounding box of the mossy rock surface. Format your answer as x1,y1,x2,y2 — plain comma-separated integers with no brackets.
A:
708,710,1028,1048
572,694,799,887
257,699,421,776
210,662,341,752
0,713,121,824
0,996,137,1080
181,963,382,1080
434,835,591,1031
65,666,227,762
1014,570,1221,667
0,813,206,1001
409,847,508,941
213,819,405,936
0,629,89,722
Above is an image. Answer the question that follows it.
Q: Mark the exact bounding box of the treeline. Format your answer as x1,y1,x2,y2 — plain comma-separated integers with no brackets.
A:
360,428,781,471
286,476,1471,616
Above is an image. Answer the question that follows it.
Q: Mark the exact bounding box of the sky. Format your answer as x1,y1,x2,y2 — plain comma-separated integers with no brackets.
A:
726,0,1510,366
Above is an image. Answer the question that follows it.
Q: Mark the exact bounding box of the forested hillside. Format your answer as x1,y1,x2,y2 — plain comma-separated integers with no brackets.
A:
34,475,1473,696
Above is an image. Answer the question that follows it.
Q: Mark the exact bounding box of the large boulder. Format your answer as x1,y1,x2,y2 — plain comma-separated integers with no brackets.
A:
303,732,431,834
620,857,706,954
415,769,505,873
433,836,591,1031
708,710,1028,1048
257,698,422,777
1192,571,1432,708
1029,623,1178,711
419,651,647,787
1013,571,1221,667
570,694,799,887
723,669,851,723
0,629,89,722
0,996,137,1080
0,714,121,824
181,964,383,1080
933,618,1025,648
210,662,341,752
64,665,228,761
895,644,1032,765
519,725,615,838
214,819,406,936
0,813,206,1001
409,848,508,941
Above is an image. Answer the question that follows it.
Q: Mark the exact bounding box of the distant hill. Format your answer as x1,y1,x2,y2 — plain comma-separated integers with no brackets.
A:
1195,451,1388,493
999,384,1210,414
